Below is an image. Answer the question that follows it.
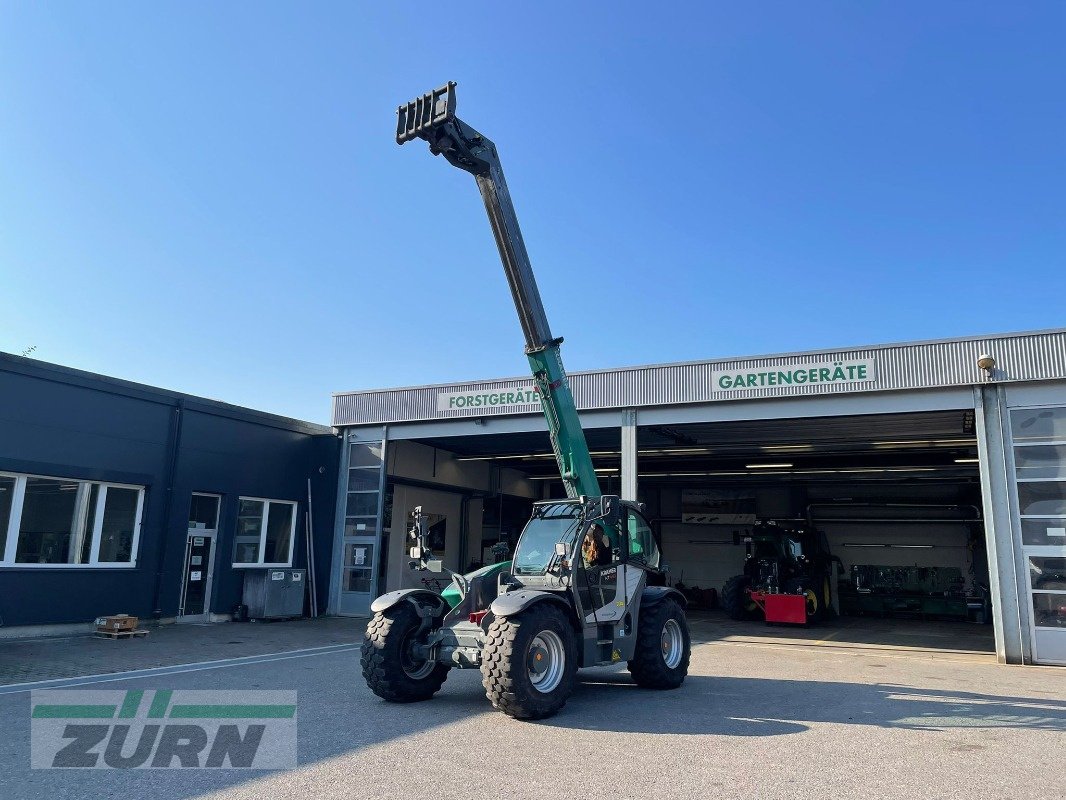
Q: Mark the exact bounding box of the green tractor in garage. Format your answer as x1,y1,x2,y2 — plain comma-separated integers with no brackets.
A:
722,520,838,625
361,84,691,720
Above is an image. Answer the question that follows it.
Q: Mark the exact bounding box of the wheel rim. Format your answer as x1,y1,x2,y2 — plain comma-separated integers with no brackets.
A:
400,631,435,680
661,618,684,669
805,589,819,616
527,630,565,694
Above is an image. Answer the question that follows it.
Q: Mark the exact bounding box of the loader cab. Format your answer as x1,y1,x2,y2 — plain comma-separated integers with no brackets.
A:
511,498,660,576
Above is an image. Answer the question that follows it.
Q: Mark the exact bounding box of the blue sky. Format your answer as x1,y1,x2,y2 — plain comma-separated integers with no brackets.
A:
1,2,1063,423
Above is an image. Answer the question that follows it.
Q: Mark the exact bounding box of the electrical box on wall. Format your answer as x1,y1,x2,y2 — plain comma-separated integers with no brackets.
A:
242,569,306,620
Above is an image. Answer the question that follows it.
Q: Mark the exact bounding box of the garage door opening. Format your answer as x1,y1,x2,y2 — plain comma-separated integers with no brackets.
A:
414,409,995,658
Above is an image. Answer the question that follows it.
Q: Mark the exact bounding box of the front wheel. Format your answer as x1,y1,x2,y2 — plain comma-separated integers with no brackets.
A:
481,603,577,720
361,601,450,703
721,575,760,620
628,598,691,689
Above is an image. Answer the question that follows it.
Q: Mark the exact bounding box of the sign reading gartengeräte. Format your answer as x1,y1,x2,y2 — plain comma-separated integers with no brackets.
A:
712,359,876,391
437,386,540,412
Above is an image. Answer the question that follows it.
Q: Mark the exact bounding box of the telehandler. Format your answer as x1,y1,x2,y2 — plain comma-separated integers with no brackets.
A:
361,83,690,719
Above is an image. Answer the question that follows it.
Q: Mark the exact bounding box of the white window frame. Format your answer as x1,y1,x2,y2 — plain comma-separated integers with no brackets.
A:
232,496,297,568
0,471,144,568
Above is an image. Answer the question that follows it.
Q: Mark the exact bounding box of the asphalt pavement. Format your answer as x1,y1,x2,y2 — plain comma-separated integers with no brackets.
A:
3,617,1063,800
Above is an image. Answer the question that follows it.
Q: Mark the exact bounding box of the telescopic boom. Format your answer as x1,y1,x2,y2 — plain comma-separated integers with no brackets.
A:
396,82,600,499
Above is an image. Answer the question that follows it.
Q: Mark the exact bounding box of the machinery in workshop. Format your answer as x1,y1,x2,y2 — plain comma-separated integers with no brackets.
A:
721,520,839,625
811,502,993,623
361,83,691,720
838,564,989,622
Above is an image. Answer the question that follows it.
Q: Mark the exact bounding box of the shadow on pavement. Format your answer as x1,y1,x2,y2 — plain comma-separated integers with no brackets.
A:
531,672,1066,736
686,610,996,655
5,658,1063,800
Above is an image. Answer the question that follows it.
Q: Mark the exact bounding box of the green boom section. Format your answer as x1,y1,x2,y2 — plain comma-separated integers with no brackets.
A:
527,345,601,500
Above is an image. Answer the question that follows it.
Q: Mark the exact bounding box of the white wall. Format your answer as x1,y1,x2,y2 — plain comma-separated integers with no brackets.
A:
387,484,464,591
382,441,536,592
387,440,537,499
650,483,980,595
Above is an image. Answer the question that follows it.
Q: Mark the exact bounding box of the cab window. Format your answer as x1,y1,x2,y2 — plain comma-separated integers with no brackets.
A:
581,521,620,568
625,510,660,569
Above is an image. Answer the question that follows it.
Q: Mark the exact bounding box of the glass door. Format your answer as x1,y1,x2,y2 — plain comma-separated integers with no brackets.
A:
337,438,386,616
179,493,220,622
1009,406,1066,665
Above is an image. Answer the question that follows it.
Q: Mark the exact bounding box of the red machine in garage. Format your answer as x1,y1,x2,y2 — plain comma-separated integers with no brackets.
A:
747,590,810,625
721,520,839,625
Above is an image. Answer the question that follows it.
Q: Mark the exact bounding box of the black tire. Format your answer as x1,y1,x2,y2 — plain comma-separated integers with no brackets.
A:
480,603,577,720
721,575,759,621
788,574,832,623
628,598,690,689
361,601,450,703
813,574,832,622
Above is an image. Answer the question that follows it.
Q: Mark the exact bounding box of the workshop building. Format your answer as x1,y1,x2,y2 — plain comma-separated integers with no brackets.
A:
330,328,1066,667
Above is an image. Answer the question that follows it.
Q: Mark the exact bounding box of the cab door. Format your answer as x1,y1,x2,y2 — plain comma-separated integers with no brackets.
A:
577,520,625,623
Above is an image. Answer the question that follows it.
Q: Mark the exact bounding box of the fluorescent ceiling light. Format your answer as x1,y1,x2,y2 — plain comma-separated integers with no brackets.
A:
745,463,793,469
954,458,980,464
871,438,975,448
455,450,618,461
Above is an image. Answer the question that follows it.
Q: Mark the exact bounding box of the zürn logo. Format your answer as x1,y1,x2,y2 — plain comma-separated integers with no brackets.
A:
30,689,297,769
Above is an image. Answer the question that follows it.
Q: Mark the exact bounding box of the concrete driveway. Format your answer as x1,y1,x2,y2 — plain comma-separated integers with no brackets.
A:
2,615,1063,800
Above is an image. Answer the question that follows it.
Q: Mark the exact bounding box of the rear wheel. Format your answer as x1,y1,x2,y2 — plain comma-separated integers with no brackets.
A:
722,575,759,620
628,598,690,689
361,601,450,703
481,603,577,720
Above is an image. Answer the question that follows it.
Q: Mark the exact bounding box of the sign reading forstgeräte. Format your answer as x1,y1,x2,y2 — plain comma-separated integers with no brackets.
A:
712,359,876,392
437,386,540,412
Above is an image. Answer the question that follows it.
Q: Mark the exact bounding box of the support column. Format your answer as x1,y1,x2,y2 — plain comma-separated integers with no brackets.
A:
974,385,1031,664
621,409,638,501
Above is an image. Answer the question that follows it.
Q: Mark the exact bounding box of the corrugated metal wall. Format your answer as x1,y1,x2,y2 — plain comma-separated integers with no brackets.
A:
333,330,1066,426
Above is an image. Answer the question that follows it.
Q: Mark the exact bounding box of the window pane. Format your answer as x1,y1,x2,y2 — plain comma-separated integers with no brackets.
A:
0,476,16,559
349,443,382,468
1014,445,1066,480
1033,592,1066,628
346,492,378,517
344,542,374,568
1021,519,1066,546
1011,407,1066,443
343,567,374,593
347,470,379,492
15,478,79,564
188,495,220,529
344,518,377,537
98,487,139,563
1017,481,1066,517
264,503,294,564
1030,557,1066,591
78,484,100,564
626,511,660,568
234,499,264,563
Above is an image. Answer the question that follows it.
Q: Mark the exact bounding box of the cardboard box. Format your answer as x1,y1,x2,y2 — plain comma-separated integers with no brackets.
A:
94,614,139,632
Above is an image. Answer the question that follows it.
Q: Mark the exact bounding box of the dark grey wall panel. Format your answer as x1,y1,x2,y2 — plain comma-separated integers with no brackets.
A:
0,355,338,628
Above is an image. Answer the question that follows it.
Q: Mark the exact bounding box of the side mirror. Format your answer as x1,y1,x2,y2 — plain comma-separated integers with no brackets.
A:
427,559,443,573
555,542,568,556
409,546,422,559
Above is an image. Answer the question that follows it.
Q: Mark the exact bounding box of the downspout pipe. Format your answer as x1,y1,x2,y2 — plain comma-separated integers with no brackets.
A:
152,398,185,618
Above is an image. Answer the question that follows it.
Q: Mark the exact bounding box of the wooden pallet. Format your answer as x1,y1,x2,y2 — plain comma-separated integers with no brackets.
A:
94,628,149,640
